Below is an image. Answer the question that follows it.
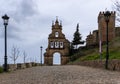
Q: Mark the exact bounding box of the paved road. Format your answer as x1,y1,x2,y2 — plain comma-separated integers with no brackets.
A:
0,65,120,84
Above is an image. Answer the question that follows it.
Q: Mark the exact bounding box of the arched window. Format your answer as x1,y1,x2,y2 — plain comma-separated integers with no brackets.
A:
55,32,59,37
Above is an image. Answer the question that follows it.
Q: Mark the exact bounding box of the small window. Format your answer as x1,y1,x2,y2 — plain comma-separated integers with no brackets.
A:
50,41,54,48
55,32,59,37
55,41,59,48
60,42,63,48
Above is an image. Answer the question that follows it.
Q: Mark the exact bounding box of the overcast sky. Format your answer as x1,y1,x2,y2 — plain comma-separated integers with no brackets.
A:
0,0,113,64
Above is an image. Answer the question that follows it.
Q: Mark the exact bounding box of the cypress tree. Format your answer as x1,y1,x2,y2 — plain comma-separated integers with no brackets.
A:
72,23,83,49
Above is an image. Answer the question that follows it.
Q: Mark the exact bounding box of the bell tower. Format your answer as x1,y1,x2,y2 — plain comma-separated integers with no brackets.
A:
44,18,70,65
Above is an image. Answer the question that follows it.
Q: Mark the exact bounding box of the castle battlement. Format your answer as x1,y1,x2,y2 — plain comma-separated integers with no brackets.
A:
99,11,115,15
98,11,116,22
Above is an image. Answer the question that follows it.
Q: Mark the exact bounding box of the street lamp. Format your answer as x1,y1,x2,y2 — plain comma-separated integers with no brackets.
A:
104,11,111,69
2,14,9,72
40,46,43,66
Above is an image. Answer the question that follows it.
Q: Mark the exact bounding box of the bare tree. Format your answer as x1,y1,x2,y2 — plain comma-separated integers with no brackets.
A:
112,0,120,25
10,46,20,64
23,51,27,63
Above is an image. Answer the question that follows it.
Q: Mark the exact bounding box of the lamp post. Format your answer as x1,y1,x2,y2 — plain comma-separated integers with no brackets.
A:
2,14,9,72
104,11,111,69
40,46,43,66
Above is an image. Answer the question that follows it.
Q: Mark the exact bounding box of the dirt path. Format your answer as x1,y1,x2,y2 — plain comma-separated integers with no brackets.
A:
0,65,120,84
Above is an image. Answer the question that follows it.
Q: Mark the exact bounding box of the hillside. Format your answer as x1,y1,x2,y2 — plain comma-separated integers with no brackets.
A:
70,37,120,63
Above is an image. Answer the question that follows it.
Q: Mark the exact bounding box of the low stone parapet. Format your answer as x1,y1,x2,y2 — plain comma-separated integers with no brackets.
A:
25,63,32,68
31,62,36,67
6,62,40,71
8,64,17,71
35,63,40,66
108,60,120,71
71,60,120,71
17,63,26,69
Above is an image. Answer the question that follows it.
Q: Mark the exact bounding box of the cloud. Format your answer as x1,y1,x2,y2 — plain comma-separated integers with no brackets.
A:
12,0,38,22
20,0,37,16
9,0,53,44
0,0,44,43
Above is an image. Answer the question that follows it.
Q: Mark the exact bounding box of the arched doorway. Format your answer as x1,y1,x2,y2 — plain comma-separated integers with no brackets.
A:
53,52,61,65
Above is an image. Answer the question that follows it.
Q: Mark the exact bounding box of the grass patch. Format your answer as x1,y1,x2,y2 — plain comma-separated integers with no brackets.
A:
0,66,3,73
70,37,120,63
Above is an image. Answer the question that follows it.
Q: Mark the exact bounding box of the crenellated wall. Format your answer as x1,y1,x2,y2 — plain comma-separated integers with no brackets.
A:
86,11,120,46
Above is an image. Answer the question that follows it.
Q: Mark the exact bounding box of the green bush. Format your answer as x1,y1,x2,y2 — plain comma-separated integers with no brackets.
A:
0,66,3,73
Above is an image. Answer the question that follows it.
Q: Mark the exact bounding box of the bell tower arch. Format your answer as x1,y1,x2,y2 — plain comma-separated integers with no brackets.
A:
44,18,70,65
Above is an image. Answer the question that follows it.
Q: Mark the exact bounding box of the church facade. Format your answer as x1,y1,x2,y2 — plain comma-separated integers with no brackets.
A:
44,18,70,65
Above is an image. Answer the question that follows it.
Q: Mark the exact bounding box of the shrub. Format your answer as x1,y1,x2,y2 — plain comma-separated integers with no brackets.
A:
0,66,3,73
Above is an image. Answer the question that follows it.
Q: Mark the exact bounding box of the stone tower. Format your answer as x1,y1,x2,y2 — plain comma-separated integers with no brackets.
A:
44,18,70,65
98,11,116,44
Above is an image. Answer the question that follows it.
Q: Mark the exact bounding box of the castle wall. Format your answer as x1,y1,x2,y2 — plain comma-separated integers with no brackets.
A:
93,30,99,45
115,27,120,37
86,34,94,46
